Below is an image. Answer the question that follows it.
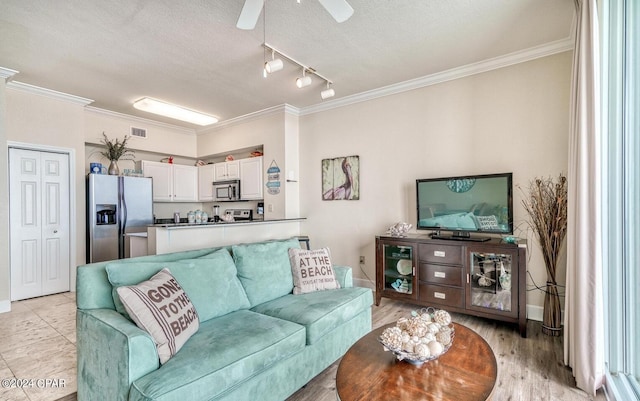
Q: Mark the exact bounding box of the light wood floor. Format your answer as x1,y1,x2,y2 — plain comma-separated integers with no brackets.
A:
287,297,606,401
0,293,606,401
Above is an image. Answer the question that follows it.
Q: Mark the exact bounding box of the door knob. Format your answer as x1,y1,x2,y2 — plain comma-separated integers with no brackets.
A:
53,230,58,233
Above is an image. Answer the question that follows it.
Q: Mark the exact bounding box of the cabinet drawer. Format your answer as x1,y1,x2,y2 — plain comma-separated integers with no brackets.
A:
418,283,464,308
419,244,463,265
419,263,463,286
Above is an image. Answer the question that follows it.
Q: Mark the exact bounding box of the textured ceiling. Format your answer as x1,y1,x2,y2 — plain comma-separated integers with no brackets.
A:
0,0,575,128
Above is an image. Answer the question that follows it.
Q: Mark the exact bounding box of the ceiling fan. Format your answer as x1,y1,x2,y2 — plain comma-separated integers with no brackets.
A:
236,0,354,30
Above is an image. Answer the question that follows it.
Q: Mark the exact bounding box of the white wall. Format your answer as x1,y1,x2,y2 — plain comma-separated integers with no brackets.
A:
84,108,197,158
298,52,572,311
5,88,87,296
197,111,293,220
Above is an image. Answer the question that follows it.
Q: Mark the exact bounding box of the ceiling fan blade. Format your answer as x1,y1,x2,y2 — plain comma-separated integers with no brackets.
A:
317,0,354,23
236,0,265,30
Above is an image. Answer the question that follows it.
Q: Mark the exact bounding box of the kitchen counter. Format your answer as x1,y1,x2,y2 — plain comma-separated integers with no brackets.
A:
150,218,305,229
147,218,306,255
124,231,148,237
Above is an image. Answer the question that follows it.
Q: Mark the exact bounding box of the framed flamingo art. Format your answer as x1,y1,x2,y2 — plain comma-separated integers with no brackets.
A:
321,155,360,200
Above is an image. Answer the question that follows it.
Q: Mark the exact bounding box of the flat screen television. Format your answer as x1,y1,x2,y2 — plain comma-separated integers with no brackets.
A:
416,173,513,240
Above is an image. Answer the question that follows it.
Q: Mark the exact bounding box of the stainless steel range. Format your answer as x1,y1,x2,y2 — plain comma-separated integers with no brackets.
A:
225,209,253,221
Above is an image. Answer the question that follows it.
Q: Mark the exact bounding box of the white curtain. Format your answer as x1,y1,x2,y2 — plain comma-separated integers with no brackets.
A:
564,0,604,395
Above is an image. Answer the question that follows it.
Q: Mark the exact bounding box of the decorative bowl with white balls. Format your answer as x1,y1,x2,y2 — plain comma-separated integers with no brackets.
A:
378,307,454,366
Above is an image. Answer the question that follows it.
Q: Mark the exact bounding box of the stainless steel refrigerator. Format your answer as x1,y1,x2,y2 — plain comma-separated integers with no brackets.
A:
86,174,153,263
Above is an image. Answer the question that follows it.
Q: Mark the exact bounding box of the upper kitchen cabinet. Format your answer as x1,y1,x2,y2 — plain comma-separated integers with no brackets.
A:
240,156,263,200
198,164,215,202
214,160,240,181
139,160,198,202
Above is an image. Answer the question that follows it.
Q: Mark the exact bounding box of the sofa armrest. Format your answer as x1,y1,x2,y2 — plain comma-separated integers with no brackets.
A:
334,265,353,288
77,308,159,401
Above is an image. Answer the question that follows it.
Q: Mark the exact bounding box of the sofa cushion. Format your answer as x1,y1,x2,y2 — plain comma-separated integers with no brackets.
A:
288,247,340,294
129,309,306,401
117,268,199,364
251,287,373,345
106,249,250,322
232,238,300,307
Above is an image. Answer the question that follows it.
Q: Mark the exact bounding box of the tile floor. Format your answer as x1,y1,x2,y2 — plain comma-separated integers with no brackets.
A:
0,292,76,401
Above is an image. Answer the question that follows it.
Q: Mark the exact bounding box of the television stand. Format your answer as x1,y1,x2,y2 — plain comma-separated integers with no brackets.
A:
430,234,491,242
375,235,527,337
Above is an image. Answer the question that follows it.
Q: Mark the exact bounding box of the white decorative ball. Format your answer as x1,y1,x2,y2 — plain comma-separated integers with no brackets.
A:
415,343,430,358
396,317,409,331
403,341,415,353
436,330,452,346
427,322,441,334
428,340,444,357
380,326,403,350
434,309,452,326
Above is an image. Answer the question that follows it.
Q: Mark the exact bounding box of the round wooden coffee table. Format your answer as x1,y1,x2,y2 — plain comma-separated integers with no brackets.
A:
336,322,497,401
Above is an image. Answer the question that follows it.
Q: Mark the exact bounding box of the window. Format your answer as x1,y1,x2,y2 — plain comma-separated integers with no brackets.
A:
602,0,640,399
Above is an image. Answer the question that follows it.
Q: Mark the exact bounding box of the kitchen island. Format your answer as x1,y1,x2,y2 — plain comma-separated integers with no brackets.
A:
147,218,305,255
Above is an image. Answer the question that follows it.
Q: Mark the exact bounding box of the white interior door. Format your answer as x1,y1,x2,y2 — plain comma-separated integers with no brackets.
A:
9,148,70,301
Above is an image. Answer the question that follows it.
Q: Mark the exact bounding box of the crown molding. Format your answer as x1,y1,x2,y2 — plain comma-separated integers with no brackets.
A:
0,67,19,82
196,104,300,134
6,81,94,105
300,37,574,116
85,106,196,135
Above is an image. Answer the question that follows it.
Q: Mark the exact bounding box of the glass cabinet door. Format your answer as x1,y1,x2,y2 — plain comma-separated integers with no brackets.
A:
468,249,516,316
382,244,414,295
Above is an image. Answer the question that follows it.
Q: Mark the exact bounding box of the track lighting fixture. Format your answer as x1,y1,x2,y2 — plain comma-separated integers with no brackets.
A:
296,69,312,88
264,50,283,74
262,43,336,99
321,82,335,99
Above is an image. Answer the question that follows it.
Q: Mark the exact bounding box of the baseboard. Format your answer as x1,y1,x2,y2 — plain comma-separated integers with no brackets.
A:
527,304,543,322
354,278,375,290
0,299,11,314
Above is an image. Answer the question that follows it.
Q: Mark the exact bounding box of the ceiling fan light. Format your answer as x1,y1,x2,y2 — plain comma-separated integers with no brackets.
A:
321,88,335,99
296,75,312,88
264,58,283,73
133,97,218,126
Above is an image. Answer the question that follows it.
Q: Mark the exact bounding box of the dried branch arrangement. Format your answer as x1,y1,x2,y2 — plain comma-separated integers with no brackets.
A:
521,174,568,336
100,132,135,161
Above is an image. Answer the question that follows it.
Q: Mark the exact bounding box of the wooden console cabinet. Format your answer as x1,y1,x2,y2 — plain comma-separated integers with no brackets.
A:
375,234,527,337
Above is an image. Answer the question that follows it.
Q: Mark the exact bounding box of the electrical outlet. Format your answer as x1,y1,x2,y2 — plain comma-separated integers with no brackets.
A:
268,204,274,213
359,256,365,264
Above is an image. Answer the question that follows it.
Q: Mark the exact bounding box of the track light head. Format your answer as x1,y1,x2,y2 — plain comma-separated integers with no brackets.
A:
321,88,335,99
296,70,312,88
264,58,284,73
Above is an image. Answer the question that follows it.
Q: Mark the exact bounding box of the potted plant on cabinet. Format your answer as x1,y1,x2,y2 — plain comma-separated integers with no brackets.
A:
521,174,568,336
100,132,135,175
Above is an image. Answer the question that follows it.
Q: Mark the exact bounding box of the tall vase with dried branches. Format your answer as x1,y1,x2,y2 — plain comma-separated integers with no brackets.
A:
99,132,135,175
521,174,568,336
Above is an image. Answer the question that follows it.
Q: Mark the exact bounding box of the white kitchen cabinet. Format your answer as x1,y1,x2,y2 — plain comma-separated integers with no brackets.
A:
172,164,198,201
198,164,215,201
214,160,240,181
139,160,198,202
240,156,263,200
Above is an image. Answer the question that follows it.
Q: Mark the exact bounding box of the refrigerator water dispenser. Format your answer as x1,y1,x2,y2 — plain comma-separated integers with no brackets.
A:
96,204,117,225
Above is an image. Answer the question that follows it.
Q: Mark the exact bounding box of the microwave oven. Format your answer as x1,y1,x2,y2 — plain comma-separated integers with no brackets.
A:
213,179,240,201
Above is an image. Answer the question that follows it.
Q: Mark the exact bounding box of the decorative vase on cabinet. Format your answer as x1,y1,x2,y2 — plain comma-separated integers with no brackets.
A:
108,160,120,175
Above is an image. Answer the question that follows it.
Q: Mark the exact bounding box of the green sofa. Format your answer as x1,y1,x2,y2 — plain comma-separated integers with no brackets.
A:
76,237,373,401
